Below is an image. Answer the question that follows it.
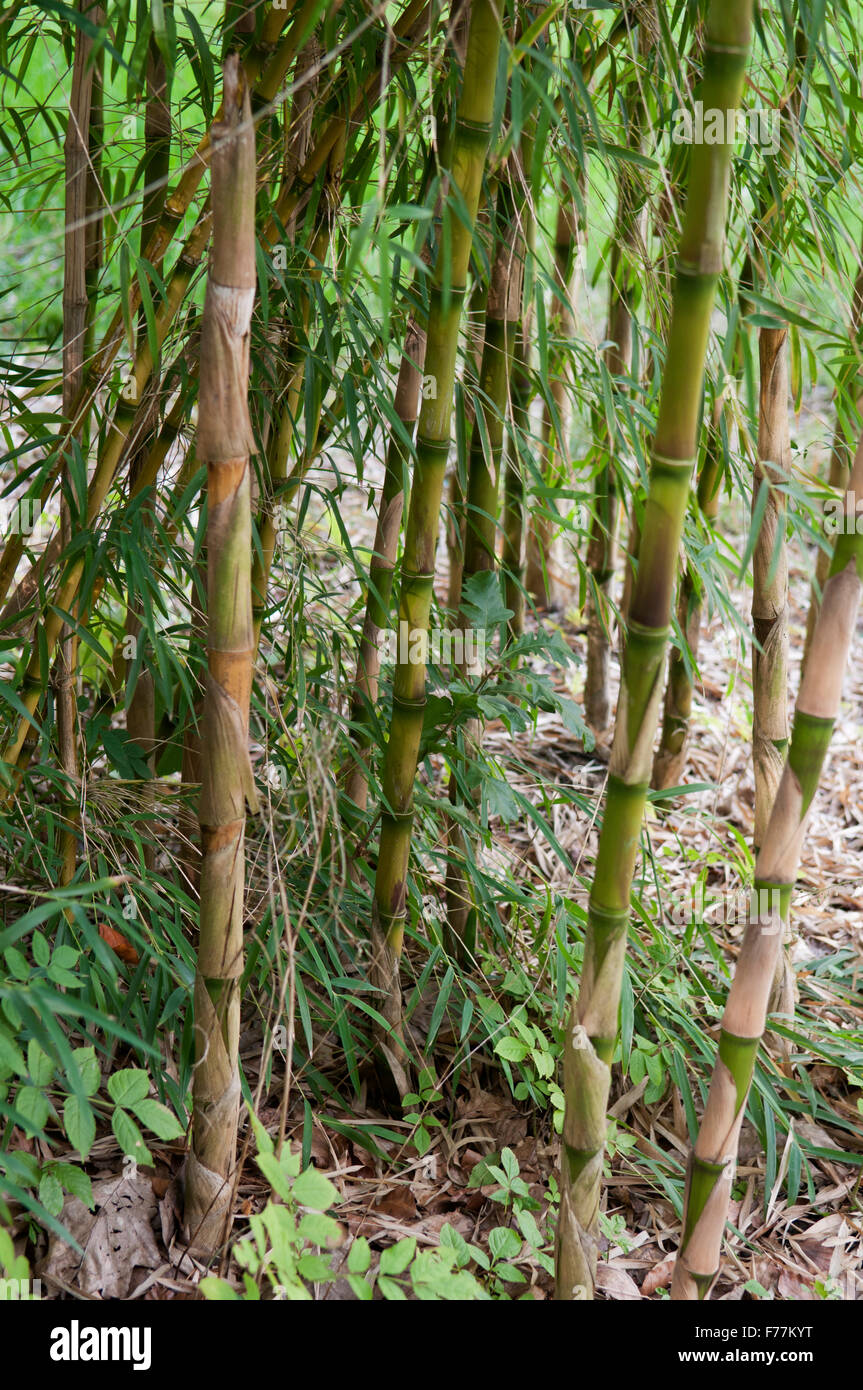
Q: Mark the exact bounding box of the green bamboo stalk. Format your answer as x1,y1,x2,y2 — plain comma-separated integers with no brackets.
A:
636,160,686,743
500,135,536,655
185,56,258,1255
344,310,426,813
652,400,723,789
752,325,791,1018
370,0,501,1095
446,272,489,624
672,425,863,1299
445,173,523,956
524,195,577,611
56,0,103,888
125,12,175,865
803,245,863,663
555,0,754,1301
252,203,339,650
585,82,646,731
501,244,533,650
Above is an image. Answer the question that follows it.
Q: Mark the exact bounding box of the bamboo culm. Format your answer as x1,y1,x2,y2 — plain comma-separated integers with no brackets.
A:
185,56,259,1255
524,197,577,611
56,1,103,886
672,424,863,1299
370,0,502,1095
652,399,724,789
445,173,524,956
584,96,645,731
555,0,755,1301
752,327,792,1018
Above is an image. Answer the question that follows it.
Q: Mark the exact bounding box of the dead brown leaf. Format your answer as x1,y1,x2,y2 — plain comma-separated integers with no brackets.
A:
41,1174,163,1299
596,1263,642,1300
641,1253,676,1296
374,1185,418,1223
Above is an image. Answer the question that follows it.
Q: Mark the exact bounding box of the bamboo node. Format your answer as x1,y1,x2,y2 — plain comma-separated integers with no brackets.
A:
454,116,493,138
430,283,468,304
400,567,436,583
651,450,695,471
703,42,752,56
392,693,427,713
626,618,670,644
414,434,452,459
587,904,630,943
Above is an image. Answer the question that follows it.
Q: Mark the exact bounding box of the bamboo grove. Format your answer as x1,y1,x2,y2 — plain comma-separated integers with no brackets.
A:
0,0,862,1306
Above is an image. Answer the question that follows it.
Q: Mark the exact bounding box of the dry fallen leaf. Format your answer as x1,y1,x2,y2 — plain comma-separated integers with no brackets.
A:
641,1253,676,1296
41,1174,162,1299
374,1185,418,1223
98,922,140,966
777,1272,817,1300
596,1262,642,1300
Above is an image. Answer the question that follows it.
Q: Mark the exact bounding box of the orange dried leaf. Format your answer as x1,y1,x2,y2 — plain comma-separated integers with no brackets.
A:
98,922,140,966
642,1254,676,1296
